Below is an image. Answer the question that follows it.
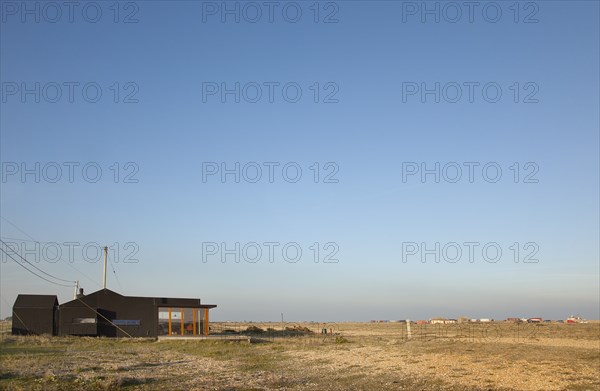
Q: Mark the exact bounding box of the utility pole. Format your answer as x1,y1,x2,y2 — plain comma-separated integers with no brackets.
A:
103,246,108,289
73,280,79,300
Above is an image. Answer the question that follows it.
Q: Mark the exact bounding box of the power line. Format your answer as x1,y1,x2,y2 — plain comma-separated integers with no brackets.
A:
1,236,67,244
73,295,133,338
0,217,34,242
1,237,109,265
0,247,76,288
1,297,28,338
4,292,134,338
0,240,75,283
107,251,123,292
0,236,44,243
0,217,101,288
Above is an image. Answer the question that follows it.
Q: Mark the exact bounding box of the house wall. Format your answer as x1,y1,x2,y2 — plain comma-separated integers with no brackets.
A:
12,308,56,335
107,298,156,337
59,292,157,337
58,306,98,336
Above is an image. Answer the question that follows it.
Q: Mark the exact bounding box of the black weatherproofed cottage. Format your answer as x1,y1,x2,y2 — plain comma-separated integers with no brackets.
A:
12,288,216,338
12,294,58,335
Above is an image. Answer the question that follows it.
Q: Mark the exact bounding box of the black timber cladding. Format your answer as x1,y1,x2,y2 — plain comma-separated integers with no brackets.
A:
59,289,155,337
12,289,216,337
57,289,216,337
12,294,58,335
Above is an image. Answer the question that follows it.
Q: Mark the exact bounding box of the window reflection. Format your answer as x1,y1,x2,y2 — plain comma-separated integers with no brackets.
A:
158,307,208,336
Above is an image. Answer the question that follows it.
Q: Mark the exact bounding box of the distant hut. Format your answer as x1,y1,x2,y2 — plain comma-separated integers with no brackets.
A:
430,317,446,325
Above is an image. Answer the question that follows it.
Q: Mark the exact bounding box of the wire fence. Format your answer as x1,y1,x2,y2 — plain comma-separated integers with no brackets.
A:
370,321,599,343
0,320,12,341
2,319,596,344
205,322,346,343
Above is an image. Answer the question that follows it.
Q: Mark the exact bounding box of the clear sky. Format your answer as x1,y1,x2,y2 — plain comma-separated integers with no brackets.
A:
1,1,598,321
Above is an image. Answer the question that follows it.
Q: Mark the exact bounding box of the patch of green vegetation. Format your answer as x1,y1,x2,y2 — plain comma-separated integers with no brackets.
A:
0,345,62,356
0,374,157,391
156,339,289,373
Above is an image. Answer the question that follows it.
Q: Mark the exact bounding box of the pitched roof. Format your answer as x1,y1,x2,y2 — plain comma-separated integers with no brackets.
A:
59,288,125,307
59,288,213,308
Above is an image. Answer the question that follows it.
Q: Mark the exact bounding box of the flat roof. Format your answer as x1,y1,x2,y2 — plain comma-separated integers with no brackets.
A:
14,294,58,308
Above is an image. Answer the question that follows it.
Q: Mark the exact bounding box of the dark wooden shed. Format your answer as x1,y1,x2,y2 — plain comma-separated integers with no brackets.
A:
12,294,58,335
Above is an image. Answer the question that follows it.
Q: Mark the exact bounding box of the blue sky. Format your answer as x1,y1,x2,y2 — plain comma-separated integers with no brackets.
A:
1,1,598,321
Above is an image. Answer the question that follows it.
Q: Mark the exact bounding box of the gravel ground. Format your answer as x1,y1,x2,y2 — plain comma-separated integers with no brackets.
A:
1,322,598,390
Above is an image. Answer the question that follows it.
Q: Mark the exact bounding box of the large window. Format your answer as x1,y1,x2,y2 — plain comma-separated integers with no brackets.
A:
158,308,170,335
158,307,209,336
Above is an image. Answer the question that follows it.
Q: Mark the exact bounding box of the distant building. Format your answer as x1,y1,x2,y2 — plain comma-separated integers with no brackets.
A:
429,317,457,324
566,315,586,324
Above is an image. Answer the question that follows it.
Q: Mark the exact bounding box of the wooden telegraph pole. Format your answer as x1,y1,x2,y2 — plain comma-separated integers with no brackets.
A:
103,246,108,289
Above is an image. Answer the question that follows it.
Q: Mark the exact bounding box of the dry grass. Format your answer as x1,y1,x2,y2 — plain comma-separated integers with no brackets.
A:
0,321,598,390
